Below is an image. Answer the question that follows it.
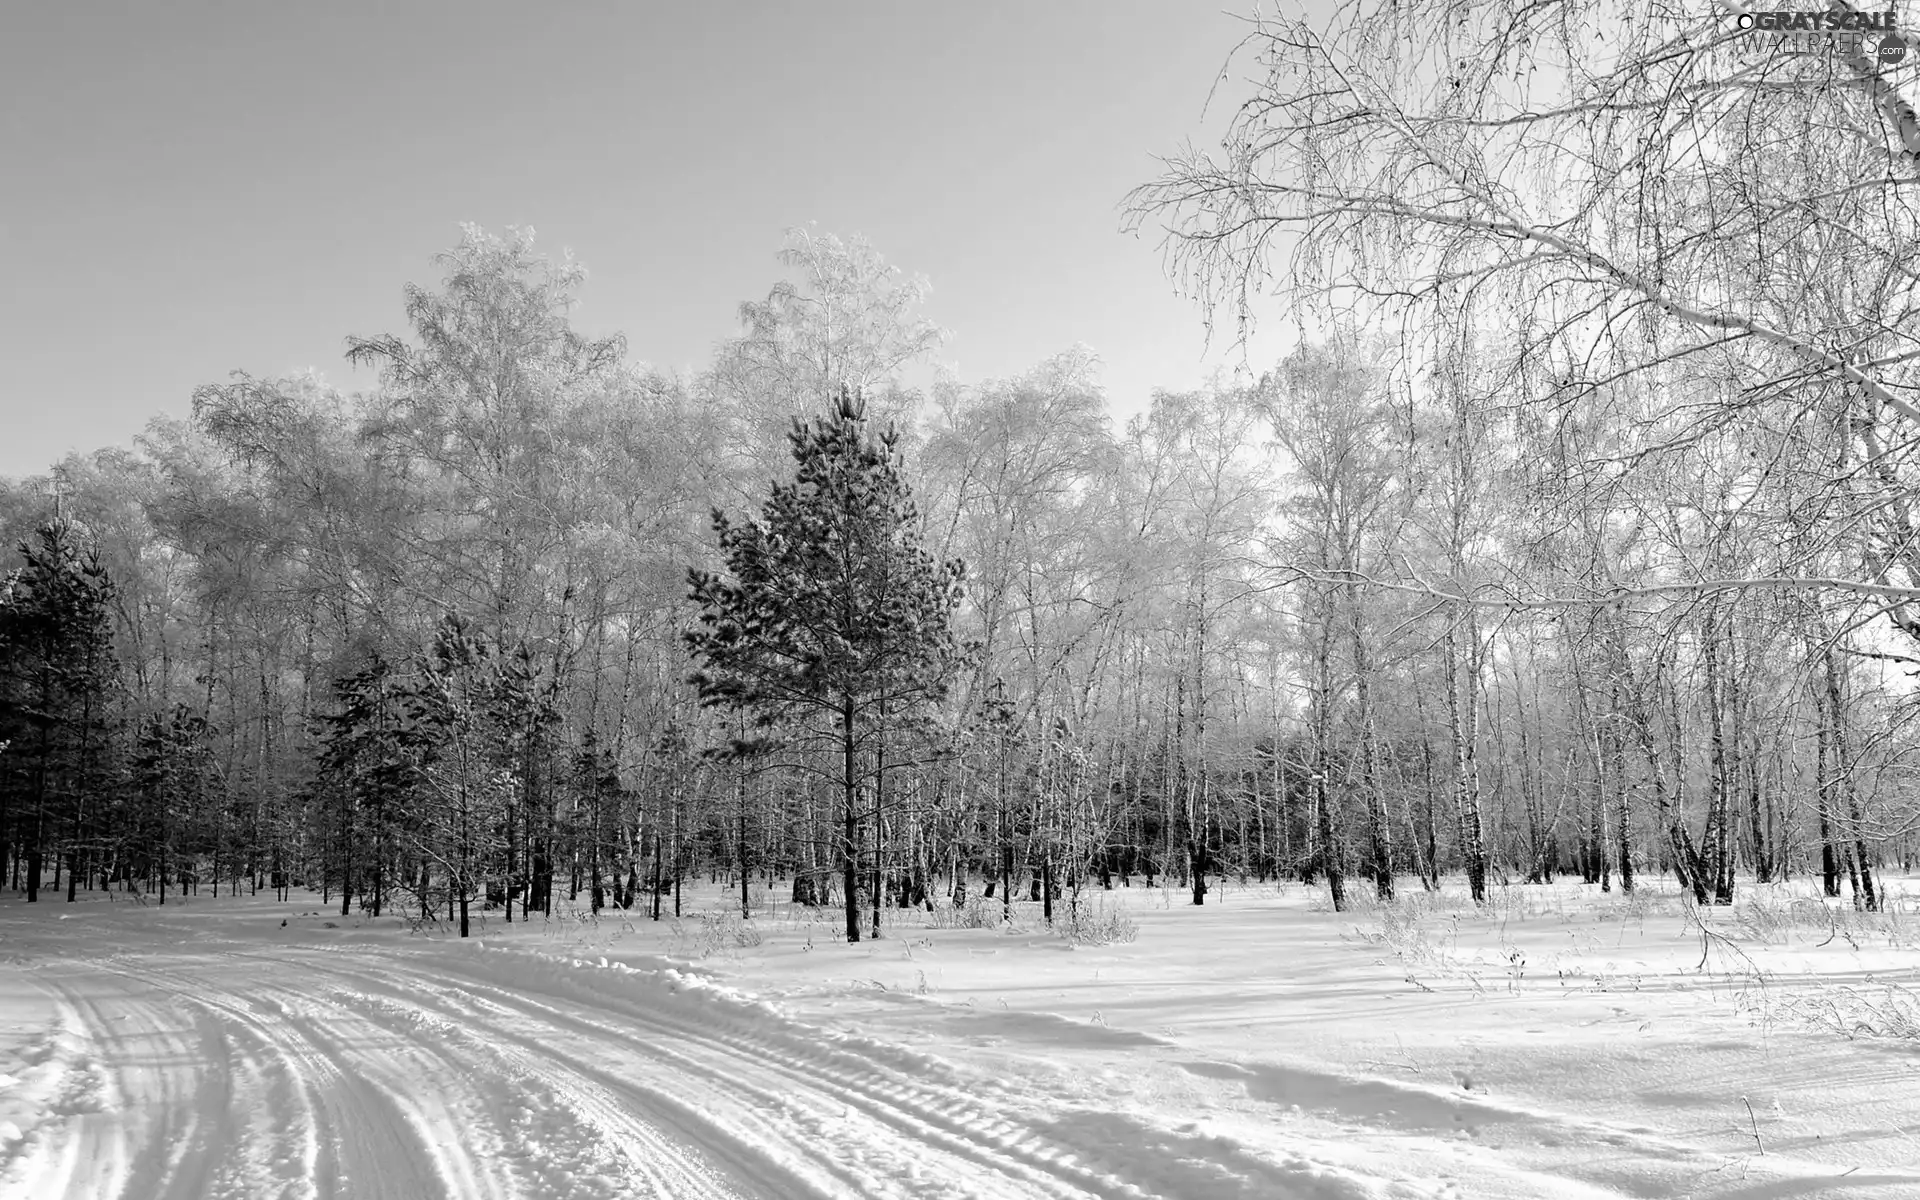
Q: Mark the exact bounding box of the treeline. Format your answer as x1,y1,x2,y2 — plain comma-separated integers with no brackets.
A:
3,223,1916,939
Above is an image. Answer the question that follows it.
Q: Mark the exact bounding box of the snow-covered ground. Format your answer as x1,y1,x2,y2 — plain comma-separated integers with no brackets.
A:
3,875,1917,1199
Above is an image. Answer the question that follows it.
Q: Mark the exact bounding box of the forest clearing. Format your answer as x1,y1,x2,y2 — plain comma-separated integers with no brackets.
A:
3,877,1918,1198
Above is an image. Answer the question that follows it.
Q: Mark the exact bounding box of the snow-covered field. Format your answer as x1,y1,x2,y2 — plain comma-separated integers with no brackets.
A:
3,876,1918,1199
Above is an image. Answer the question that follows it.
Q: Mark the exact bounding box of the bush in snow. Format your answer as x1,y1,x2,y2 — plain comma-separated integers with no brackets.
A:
1056,897,1139,946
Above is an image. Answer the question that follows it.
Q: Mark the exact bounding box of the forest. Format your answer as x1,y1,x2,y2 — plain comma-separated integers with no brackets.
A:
6,3,1920,948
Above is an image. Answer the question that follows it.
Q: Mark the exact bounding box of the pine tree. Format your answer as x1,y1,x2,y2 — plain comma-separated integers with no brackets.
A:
687,388,966,943
129,704,213,905
315,651,423,918
489,641,562,920
569,729,625,913
0,518,120,902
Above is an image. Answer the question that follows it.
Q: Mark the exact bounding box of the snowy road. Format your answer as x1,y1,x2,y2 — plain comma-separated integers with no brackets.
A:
7,890,1919,1200
0,903,1428,1200
6,946,1132,1199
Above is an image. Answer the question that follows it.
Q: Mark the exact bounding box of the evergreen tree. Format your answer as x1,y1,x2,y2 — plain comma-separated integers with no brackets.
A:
129,704,213,905
488,640,562,920
315,650,424,918
687,388,966,943
0,518,120,901
569,729,625,913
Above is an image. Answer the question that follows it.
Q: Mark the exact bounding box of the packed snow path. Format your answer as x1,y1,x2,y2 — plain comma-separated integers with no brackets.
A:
4,888,1919,1198
2,900,1445,1200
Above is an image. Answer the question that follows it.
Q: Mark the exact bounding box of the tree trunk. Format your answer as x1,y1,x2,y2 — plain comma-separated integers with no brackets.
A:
842,698,862,944
1348,592,1392,899
1445,614,1488,902
1823,648,1879,911
1701,610,1735,905
1308,600,1346,910
1610,682,1634,894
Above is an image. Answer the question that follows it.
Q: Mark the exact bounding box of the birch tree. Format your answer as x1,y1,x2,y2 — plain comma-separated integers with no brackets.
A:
1128,0,1920,628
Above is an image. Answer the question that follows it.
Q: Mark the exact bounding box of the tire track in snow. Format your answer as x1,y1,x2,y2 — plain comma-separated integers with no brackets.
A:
14,934,1418,1200
115,950,757,1200
432,972,1108,1198
193,994,325,1200
113,999,237,1200
435,964,1216,1198
30,968,233,1200
22,954,490,1200
246,950,876,1199
8,961,287,1200
233,947,1108,1196
103,958,516,1200
274,944,1389,1200
331,986,736,1199
275,993,507,1200
59,958,445,1200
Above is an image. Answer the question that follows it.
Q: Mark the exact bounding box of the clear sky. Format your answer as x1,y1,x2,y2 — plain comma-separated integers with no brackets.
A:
1,1,1296,478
